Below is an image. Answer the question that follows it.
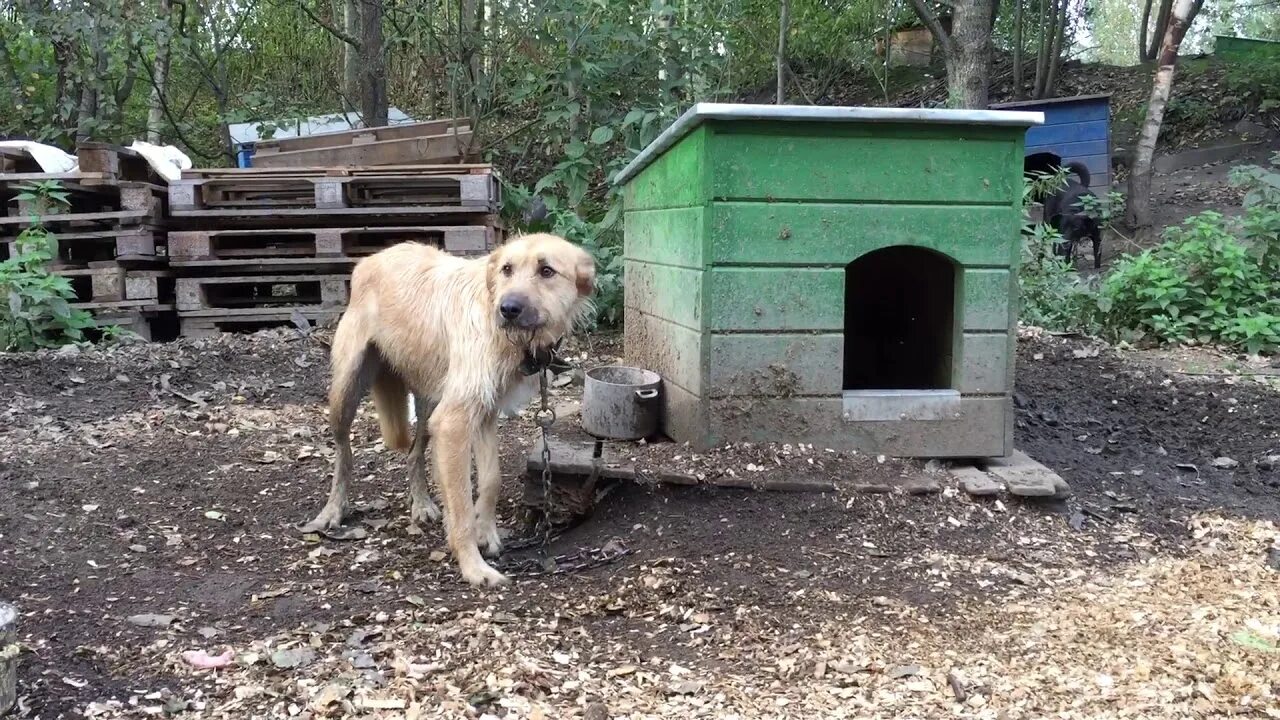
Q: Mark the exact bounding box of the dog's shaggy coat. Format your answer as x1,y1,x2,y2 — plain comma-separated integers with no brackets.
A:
302,233,595,586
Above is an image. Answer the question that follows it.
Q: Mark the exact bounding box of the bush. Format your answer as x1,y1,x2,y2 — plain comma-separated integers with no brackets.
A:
1098,211,1280,353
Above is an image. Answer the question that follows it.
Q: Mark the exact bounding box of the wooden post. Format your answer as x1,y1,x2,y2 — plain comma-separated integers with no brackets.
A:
1,601,16,715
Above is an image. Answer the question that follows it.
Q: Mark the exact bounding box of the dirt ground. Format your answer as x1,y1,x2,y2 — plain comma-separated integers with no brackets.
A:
1,328,1277,719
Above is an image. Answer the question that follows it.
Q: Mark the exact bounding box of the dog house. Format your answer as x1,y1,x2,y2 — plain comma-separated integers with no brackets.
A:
992,94,1111,193
614,103,1043,458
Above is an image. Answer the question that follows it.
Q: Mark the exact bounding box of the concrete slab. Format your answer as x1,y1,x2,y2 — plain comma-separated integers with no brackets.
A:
950,465,1004,496
985,450,1070,499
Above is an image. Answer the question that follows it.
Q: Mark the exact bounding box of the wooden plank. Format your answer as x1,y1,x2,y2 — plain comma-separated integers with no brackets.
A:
624,206,705,269
707,122,1024,205
708,333,842,397
0,209,155,227
251,130,473,168
707,395,1009,457
179,305,346,319
958,332,1010,394
962,269,1013,331
181,163,492,178
0,172,111,182
624,309,704,396
252,119,468,154
168,204,488,220
170,173,495,211
622,260,703,330
1023,139,1109,158
708,203,1019,267
168,225,494,260
705,267,843,331
624,126,708,211
1025,120,1108,146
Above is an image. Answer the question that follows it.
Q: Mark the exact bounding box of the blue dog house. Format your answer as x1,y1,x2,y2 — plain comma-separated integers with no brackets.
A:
992,94,1111,192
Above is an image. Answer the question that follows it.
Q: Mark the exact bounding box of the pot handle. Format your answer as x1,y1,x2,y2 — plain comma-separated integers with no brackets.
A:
635,388,659,403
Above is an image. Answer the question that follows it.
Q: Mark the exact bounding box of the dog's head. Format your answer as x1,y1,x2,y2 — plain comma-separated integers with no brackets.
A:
486,232,596,345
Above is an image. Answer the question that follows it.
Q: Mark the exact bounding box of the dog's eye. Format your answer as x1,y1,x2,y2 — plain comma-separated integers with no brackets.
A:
501,263,513,277
539,266,557,279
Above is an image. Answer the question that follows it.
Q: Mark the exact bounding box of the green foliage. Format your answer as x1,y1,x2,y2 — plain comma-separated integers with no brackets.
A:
1099,212,1280,354
1222,45,1280,114
0,185,96,351
1018,170,1101,334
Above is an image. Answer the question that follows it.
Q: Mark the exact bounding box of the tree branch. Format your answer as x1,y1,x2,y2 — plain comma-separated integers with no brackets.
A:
906,0,955,57
292,0,361,47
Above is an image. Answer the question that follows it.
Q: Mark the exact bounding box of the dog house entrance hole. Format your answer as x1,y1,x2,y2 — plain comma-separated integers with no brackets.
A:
843,246,960,421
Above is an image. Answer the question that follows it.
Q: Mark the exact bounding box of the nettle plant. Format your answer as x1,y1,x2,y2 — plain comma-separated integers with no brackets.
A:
0,181,98,351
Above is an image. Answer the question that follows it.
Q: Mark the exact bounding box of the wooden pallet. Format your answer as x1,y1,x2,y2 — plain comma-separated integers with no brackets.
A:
56,265,173,303
168,225,495,263
168,172,495,211
3,179,164,218
0,206,162,231
179,308,341,338
75,142,164,184
176,274,350,314
3,228,164,268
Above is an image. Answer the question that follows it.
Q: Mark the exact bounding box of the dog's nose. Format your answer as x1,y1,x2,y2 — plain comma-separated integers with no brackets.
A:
499,297,524,320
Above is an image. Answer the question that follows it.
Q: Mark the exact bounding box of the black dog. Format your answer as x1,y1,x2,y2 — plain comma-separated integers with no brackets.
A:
1043,162,1102,269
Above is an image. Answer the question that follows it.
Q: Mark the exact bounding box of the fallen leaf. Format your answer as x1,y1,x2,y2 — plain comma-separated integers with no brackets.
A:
182,649,234,669
270,647,317,669
127,614,176,628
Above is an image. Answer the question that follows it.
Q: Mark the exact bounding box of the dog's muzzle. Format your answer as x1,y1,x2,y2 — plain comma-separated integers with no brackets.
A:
498,293,543,330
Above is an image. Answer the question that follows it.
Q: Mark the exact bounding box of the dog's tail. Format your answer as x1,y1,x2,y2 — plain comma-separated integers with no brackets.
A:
371,369,413,452
1066,161,1091,187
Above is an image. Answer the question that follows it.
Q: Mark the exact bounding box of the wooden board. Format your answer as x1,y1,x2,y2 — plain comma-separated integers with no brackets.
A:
169,172,495,211
4,228,163,268
251,129,474,168
181,163,492,178
168,204,488,222
55,266,172,303
179,308,341,338
168,225,494,261
252,119,469,154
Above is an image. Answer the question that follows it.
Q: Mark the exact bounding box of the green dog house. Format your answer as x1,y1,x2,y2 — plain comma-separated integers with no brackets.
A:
614,103,1043,458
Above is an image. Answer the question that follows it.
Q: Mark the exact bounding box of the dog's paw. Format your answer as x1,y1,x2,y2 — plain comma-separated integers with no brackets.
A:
410,498,442,526
459,560,509,588
298,504,345,533
475,519,503,558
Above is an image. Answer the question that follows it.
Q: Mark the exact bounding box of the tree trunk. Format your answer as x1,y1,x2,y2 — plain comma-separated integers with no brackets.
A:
146,0,173,143
358,0,387,127
1146,0,1174,61
1033,0,1058,99
1126,0,1200,230
1039,0,1069,99
342,0,360,113
776,0,789,104
1013,0,1024,99
1138,0,1154,62
945,0,994,108
907,0,994,109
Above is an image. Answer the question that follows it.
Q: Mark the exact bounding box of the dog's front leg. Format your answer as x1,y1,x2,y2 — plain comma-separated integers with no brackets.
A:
429,402,508,587
473,413,503,557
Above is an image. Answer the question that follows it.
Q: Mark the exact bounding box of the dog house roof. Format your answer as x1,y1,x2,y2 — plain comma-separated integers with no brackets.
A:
613,102,1045,186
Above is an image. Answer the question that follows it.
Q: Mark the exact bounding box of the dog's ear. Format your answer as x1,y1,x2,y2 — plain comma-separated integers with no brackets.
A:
574,247,596,297
485,249,504,297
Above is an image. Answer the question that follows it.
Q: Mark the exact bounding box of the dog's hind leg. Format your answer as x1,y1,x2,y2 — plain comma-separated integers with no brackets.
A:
1092,229,1103,269
430,401,507,586
371,369,412,452
472,412,503,558
302,320,378,532
406,393,441,526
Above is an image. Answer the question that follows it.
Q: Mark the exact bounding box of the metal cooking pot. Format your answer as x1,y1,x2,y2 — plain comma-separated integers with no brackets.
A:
581,365,662,440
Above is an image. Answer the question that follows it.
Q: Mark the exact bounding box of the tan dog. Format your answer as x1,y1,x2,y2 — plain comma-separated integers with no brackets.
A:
302,233,595,586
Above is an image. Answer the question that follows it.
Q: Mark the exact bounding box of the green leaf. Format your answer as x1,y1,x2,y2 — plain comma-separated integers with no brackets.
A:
564,139,586,160
590,126,614,145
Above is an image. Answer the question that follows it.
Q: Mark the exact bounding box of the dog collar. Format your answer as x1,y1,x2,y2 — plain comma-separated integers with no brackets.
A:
518,337,565,376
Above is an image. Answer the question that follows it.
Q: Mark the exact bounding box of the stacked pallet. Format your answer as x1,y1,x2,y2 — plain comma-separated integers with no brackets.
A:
0,143,175,340
167,164,500,337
